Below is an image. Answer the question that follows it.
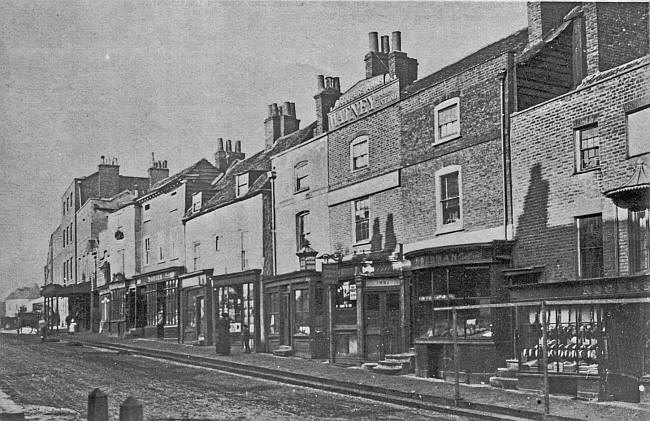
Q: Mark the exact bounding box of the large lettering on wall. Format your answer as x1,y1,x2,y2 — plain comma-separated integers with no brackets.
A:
327,78,400,130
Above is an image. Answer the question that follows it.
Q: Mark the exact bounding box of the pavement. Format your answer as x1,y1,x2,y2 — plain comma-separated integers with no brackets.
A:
3,329,650,421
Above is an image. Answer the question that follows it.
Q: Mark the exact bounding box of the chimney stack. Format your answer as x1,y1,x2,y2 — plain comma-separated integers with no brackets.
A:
314,74,341,135
365,32,389,78
387,30,418,88
148,157,169,189
98,155,120,198
265,101,300,149
214,138,245,172
526,2,575,47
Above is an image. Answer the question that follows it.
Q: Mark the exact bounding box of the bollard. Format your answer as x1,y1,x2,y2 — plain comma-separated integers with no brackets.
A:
119,396,143,421
87,388,108,421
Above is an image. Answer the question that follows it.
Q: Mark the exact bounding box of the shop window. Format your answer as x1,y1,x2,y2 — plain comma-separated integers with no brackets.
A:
295,211,310,250
519,305,602,375
434,97,460,144
293,289,310,336
163,280,178,325
110,288,125,321
353,197,370,243
335,281,357,325
577,214,603,278
350,136,369,171
268,291,280,335
575,124,600,171
435,166,463,233
216,283,255,336
236,173,249,198
627,106,650,158
413,267,491,340
629,210,649,273
294,161,309,192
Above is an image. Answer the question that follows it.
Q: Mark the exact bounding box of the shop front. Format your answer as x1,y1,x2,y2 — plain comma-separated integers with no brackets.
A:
323,255,409,365
264,270,327,359
211,269,261,353
508,274,650,403
41,282,91,332
137,266,184,339
179,270,213,345
407,241,513,383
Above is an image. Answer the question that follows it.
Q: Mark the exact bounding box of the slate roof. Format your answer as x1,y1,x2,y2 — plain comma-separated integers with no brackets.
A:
403,28,529,96
137,158,219,202
186,123,316,220
6,284,41,300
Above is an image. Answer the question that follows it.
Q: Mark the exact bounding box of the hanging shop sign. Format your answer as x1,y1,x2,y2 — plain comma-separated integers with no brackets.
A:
327,79,400,130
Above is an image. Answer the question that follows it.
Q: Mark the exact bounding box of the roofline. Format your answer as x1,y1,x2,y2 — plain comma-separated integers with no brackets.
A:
183,188,267,223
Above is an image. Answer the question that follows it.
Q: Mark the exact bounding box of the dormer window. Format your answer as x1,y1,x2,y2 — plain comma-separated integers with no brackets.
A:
192,192,202,212
236,173,249,197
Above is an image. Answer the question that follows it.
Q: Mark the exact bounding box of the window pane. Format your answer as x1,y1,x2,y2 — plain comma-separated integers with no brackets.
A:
438,104,459,139
441,172,459,200
352,138,369,169
628,107,650,157
629,210,650,273
354,199,370,241
578,125,600,171
578,215,603,278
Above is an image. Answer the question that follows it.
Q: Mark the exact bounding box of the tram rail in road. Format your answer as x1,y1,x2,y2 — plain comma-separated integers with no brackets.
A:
71,338,563,421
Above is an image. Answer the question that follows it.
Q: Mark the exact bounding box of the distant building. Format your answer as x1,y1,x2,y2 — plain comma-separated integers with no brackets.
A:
4,284,41,317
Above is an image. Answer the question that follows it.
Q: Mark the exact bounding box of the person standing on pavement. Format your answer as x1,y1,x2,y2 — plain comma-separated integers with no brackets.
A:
215,313,231,355
241,323,251,353
156,309,165,339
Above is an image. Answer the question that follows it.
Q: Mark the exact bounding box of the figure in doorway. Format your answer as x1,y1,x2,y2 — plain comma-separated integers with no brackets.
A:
215,313,231,355
241,323,251,353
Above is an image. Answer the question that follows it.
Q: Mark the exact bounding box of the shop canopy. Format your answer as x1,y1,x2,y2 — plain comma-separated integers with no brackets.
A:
604,160,650,211
41,282,91,298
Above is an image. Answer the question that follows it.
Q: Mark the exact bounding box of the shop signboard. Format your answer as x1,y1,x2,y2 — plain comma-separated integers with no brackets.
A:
327,78,400,130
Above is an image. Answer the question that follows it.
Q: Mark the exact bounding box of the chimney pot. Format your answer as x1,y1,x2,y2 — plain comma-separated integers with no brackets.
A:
381,35,390,54
289,102,296,116
101,155,105,164
391,31,401,52
226,139,232,152
271,103,279,116
369,32,379,52
317,75,325,91
217,137,224,151
283,101,292,115
235,141,241,153
333,77,340,91
163,160,167,168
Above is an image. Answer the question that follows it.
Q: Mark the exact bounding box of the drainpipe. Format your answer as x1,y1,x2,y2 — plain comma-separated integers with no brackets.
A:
269,170,278,275
499,71,509,241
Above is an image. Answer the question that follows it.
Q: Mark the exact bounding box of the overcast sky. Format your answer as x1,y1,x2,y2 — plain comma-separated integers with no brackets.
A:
0,0,528,299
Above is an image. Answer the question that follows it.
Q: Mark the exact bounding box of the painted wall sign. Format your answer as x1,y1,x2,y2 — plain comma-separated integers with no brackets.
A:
328,79,400,130
183,274,206,288
365,278,401,288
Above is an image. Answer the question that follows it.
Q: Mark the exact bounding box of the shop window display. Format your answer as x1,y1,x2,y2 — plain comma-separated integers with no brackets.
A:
216,283,255,335
293,289,310,336
335,281,357,325
519,305,602,374
413,267,493,340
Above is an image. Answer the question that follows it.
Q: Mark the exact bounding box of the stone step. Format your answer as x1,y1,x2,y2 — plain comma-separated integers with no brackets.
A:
272,346,293,357
496,367,518,378
379,359,407,367
361,362,378,370
371,364,404,375
489,376,519,390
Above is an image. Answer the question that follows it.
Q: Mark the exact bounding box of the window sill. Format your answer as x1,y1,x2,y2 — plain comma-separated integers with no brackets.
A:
573,167,600,175
435,224,464,236
353,239,371,247
294,188,310,195
169,257,179,262
351,166,370,173
158,261,166,265
433,133,461,146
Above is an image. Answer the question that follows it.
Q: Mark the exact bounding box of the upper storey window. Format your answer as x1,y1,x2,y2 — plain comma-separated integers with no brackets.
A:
236,173,249,198
575,124,600,172
351,136,369,171
435,165,463,233
295,161,309,192
627,106,650,158
434,97,460,144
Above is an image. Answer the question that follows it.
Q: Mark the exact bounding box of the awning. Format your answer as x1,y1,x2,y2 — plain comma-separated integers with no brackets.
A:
41,282,91,297
604,160,650,211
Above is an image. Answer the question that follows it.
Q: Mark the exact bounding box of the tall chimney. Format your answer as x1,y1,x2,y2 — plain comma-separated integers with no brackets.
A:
381,35,390,54
148,158,169,189
314,74,341,135
365,31,389,78
226,139,232,152
527,2,575,46
369,32,379,52
388,31,418,88
265,103,281,150
280,102,300,137
98,156,120,198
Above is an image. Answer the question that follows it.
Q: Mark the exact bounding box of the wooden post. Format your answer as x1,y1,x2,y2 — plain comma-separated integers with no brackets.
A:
328,283,335,364
205,277,214,346
119,396,143,421
355,276,364,363
452,307,461,405
87,388,108,421
541,301,550,417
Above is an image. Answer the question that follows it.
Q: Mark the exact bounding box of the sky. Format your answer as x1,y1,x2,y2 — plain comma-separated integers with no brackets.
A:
0,0,528,299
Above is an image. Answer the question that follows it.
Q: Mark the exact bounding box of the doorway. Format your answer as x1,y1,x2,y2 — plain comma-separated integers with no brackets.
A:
365,291,401,361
